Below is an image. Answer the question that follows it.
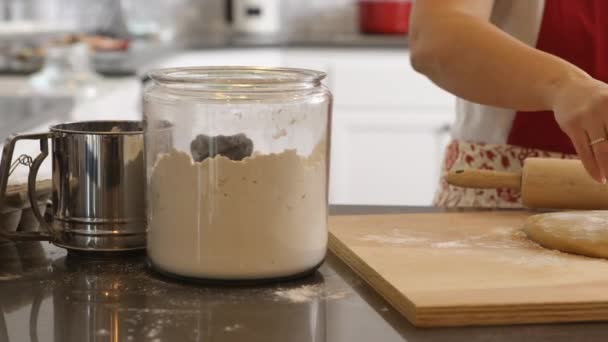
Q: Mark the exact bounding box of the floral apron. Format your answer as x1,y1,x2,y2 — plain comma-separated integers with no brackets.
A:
433,140,577,208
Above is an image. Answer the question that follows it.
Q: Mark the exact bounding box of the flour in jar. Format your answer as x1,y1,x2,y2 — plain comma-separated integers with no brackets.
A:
147,142,328,279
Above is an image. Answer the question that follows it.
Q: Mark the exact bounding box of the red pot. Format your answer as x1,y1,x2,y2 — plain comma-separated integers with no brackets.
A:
358,0,412,35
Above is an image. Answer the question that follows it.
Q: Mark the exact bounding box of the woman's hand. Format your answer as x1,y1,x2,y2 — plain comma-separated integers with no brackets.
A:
553,78,608,183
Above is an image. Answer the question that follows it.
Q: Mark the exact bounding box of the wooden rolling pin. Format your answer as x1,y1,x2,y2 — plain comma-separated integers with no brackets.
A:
446,158,608,209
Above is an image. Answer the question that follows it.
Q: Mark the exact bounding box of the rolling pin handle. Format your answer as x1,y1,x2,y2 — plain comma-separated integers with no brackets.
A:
446,169,522,190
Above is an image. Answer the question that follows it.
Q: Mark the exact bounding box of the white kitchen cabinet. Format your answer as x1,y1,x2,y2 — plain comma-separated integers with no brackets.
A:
283,49,452,106
283,49,455,205
330,109,452,205
148,49,284,69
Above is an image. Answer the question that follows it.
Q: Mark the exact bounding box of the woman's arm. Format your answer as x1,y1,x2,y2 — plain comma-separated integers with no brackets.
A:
410,0,608,183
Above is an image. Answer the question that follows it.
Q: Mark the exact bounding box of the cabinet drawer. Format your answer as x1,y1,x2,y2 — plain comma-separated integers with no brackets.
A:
332,52,454,108
329,109,453,205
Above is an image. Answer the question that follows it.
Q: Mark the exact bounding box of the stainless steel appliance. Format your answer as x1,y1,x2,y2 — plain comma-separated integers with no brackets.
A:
0,120,146,252
231,0,281,35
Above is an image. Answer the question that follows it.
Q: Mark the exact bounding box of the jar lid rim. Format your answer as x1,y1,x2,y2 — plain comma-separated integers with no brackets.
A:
50,120,143,135
148,66,327,85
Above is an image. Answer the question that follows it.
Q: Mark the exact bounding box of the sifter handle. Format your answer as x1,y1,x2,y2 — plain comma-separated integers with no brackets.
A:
446,169,522,190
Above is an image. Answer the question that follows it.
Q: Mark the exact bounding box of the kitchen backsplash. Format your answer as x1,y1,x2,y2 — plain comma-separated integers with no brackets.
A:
282,0,358,36
176,0,359,44
2,0,359,44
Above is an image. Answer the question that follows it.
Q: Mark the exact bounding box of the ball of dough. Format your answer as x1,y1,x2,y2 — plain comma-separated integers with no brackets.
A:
523,211,608,259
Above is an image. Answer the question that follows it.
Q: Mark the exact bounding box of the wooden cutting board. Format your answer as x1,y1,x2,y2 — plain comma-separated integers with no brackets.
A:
329,211,608,327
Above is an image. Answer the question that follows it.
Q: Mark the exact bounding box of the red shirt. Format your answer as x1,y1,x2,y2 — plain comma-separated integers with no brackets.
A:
507,0,608,154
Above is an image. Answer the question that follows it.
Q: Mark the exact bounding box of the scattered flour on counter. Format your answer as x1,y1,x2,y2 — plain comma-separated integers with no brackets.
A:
325,290,349,300
430,241,469,249
359,226,537,250
358,222,599,268
146,327,161,338
273,284,349,303
361,234,428,245
96,329,110,336
491,227,515,236
497,252,574,268
224,324,243,332
0,274,21,281
274,285,320,303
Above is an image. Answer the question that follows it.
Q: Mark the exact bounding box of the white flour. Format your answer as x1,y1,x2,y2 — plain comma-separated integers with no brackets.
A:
224,324,243,332
274,285,321,303
430,241,469,248
147,144,327,279
96,329,110,336
359,225,594,268
359,227,537,250
361,231,428,245
273,284,348,303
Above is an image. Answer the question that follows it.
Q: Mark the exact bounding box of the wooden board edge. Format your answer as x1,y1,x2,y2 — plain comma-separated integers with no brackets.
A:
328,232,421,325
420,303,608,314
416,306,608,327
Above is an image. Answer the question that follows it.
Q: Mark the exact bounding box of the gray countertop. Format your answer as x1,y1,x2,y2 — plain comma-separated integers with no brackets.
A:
1,205,606,342
0,34,408,77
186,33,409,49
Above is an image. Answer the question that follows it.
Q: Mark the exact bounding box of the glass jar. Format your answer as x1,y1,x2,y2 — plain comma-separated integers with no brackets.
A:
143,66,332,282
